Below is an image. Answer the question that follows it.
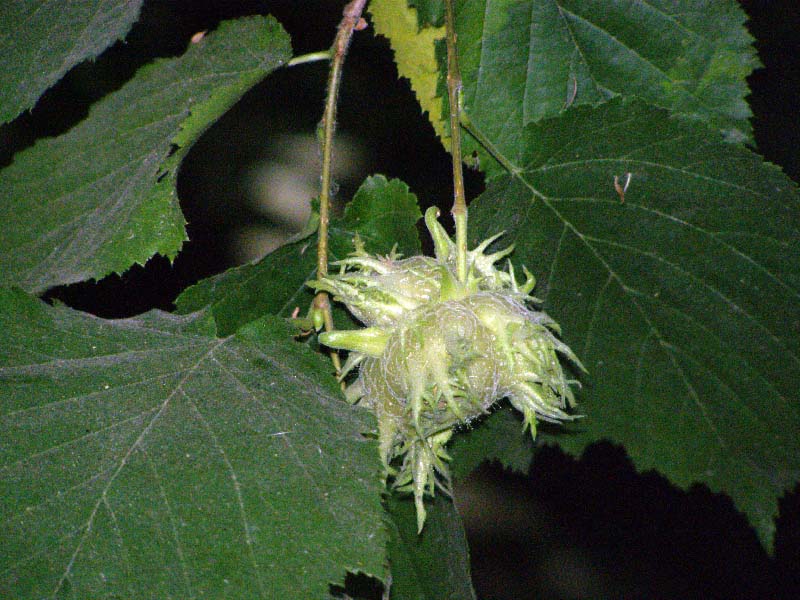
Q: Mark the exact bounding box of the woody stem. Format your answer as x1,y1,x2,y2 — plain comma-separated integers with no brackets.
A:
445,0,468,283
315,0,367,375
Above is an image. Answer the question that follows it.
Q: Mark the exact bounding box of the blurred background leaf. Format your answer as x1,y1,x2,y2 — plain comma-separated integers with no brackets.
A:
175,175,422,335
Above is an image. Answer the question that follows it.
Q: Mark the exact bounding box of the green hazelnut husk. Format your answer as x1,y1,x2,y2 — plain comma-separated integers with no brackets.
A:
312,207,583,531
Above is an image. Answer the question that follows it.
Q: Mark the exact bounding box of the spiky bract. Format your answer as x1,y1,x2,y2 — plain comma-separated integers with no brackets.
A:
310,207,582,531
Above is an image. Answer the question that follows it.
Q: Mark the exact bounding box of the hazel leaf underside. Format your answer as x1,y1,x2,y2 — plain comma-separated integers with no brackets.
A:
175,175,423,336
0,16,291,294
0,0,144,124
465,99,800,551
0,288,386,598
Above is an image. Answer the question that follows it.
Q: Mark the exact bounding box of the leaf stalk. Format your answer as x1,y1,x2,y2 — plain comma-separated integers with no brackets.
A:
287,50,331,67
459,109,522,176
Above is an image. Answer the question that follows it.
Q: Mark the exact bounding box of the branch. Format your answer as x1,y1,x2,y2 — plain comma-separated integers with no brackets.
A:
444,0,468,283
315,0,368,375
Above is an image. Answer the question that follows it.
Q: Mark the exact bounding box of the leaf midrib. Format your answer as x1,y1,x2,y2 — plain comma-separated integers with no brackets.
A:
51,336,227,598
482,137,796,482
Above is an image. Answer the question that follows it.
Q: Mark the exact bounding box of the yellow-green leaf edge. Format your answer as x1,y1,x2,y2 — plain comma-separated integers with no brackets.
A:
369,0,447,149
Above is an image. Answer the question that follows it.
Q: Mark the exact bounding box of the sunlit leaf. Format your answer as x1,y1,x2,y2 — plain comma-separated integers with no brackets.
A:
369,0,448,147
374,0,759,175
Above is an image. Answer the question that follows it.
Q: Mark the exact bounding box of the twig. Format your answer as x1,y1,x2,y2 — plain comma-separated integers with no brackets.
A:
444,0,468,284
315,0,367,375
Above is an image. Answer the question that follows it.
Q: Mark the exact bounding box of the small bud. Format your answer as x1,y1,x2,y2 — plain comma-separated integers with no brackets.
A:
311,306,326,331
319,327,390,357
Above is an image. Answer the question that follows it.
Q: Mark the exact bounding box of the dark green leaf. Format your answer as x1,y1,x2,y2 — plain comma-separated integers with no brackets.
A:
0,16,291,293
384,494,476,600
448,407,535,480
469,99,800,550
0,0,144,123
408,0,444,28
455,0,759,176
0,288,386,598
337,176,423,254
377,0,759,171
176,175,423,335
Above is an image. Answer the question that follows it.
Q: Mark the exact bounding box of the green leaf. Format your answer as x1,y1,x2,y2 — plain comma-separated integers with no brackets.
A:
384,494,476,600
369,1,447,147
0,16,292,294
374,0,758,169
0,287,386,598
468,99,800,550
0,0,144,123
408,1,444,28
448,407,535,480
176,175,423,336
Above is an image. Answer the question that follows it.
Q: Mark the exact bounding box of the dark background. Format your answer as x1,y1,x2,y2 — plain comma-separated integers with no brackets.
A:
2,1,798,598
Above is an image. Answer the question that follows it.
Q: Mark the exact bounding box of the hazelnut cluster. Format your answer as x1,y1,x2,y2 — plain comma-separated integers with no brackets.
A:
311,208,582,530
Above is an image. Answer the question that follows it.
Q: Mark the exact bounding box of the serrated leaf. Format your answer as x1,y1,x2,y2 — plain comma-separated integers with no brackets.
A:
384,494,476,600
0,288,386,598
459,0,758,138
369,0,448,146
176,175,423,336
0,16,292,294
467,99,800,550
374,0,758,172
0,0,144,124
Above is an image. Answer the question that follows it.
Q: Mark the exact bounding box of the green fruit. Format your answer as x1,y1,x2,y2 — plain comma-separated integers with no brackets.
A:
311,207,583,531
